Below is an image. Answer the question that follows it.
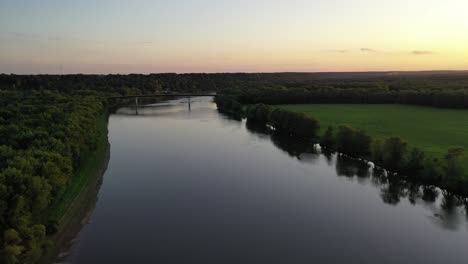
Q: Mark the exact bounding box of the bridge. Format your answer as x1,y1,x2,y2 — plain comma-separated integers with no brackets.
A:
108,93,217,100
109,93,218,114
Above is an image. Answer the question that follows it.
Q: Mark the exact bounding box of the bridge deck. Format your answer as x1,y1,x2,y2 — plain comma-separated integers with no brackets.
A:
109,94,217,99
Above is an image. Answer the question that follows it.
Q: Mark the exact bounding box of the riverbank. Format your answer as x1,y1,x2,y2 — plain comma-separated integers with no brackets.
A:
39,114,110,264
217,98,468,195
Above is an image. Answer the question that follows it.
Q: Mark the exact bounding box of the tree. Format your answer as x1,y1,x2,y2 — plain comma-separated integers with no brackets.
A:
422,158,445,182
371,139,384,164
405,148,425,175
246,104,271,124
3,229,23,264
335,125,371,157
382,137,408,171
444,147,465,182
320,126,335,148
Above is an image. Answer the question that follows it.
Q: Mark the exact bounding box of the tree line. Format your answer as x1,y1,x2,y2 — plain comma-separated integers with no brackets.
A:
324,126,466,193
234,86,468,109
3,72,468,109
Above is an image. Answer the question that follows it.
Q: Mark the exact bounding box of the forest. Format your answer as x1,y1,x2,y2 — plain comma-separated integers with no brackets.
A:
1,71,468,263
0,90,106,263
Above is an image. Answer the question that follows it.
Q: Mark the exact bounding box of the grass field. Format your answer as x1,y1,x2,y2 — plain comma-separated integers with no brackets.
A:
278,104,468,162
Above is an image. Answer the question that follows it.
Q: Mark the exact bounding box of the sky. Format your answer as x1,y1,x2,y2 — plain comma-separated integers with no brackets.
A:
1,0,468,74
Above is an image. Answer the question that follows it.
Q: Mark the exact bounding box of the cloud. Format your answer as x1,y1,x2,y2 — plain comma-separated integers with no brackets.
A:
412,50,434,55
361,48,376,52
327,49,348,53
3,32,66,41
4,32,38,39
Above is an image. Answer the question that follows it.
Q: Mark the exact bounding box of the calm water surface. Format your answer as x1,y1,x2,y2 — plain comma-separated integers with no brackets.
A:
63,97,468,264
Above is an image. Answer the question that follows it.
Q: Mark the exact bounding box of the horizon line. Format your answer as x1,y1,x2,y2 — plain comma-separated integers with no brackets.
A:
2,69,468,76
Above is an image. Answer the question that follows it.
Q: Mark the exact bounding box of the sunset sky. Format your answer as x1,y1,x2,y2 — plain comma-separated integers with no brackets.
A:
1,0,468,74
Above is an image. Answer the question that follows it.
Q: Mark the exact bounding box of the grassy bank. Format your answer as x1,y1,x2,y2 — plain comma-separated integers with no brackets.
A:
49,113,109,222
278,104,468,160
40,113,110,263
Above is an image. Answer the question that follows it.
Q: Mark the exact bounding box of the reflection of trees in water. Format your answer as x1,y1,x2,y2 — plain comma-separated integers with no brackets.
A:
371,168,388,187
432,192,466,231
378,180,423,206
407,183,423,205
336,155,372,180
245,120,269,136
336,155,359,178
357,163,372,179
243,120,468,231
246,120,318,160
270,132,318,159
321,149,334,166
465,200,468,223
422,186,439,202
380,179,406,205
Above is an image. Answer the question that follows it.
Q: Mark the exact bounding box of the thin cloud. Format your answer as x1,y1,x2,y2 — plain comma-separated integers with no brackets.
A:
5,32,39,39
4,32,65,41
361,48,376,52
412,50,434,55
327,49,348,53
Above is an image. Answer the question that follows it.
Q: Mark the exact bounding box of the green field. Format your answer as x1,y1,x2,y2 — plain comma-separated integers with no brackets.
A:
279,104,468,161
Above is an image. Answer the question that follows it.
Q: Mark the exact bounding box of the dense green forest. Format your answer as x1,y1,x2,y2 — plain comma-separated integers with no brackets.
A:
1,71,468,263
0,90,106,263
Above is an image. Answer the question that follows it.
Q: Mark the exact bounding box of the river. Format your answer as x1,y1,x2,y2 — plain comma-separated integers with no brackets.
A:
61,97,468,264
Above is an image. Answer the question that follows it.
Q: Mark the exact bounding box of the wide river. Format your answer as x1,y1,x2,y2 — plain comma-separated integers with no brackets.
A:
62,97,468,264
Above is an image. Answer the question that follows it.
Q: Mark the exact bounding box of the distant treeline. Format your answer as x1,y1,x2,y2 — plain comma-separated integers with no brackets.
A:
0,90,106,264
234,86,468,109
216,96,468,195
3,72,468,108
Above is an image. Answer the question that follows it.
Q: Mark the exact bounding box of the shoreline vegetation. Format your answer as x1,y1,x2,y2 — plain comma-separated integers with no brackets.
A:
38,114,110,264
215,95,468,196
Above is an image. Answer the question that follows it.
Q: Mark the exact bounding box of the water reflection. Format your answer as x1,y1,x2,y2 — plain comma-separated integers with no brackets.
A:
245,117,468,231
